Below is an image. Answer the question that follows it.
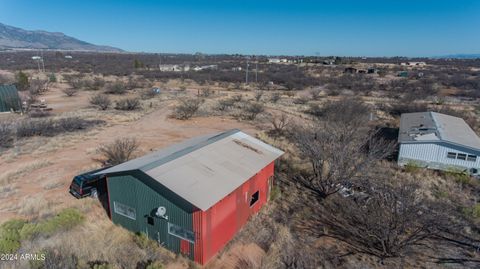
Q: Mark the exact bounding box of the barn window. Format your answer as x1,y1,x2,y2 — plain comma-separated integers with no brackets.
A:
168,223,195,243
457,153,467,160
467,155,477,162
113,201,136,220
147,216,154,226
249,191,259,207
447,152,457,159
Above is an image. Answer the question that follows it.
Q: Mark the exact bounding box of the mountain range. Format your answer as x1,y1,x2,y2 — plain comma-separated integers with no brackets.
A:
0,22,122,52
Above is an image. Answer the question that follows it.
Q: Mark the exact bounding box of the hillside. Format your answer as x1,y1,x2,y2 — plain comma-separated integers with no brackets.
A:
0,22,122,52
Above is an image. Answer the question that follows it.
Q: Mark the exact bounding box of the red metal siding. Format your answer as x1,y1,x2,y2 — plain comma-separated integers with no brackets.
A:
192,161,275,265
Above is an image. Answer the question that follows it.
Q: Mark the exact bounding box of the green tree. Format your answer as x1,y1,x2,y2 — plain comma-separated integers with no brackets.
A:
15,71,29,91
134,59,144,69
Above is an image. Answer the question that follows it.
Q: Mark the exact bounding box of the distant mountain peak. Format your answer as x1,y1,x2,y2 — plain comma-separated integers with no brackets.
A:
0,22,123,52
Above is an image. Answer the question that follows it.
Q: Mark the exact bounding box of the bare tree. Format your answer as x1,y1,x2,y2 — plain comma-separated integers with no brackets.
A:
97,137,139,165
268,113,290,137
293,98,394,198
297,169,455,260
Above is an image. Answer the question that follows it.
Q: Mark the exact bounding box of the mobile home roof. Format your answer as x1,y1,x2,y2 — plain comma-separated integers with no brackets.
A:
399,112,480,151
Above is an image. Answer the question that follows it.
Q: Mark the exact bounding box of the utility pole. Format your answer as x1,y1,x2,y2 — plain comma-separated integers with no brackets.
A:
41,50,45,72
245,58,249,84
255,60,258,83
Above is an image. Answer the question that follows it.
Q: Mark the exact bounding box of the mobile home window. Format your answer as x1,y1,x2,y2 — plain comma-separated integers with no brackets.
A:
168,223,195,243
249,191,259,207
457,153,467,160
447,152,457,159
467,155,477,162
113,201,136,220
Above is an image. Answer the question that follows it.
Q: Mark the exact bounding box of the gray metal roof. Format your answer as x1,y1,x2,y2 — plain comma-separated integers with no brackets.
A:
399,112,480,151
98,129,284,211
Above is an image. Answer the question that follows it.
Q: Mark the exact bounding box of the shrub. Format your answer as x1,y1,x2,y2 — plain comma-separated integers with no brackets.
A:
293,96,309,104
305,103,323,117
28,110,52,118
90,94,112,110
48,73,57,83
174,98,202,120
62,87,78,97
84,77,106,91
146,261,164,269
198,88,213,97
115,97,141,111
310,88,322,100
141,88,158,99
105,81,127,94
254,91,264,101
0,123,14,148
446,169,472,186
19,208,84,239
231,94,243,103
15,117,101,138
270,92,281,103
98,137,139,165
242,102,265,120
464,204,480,220
0,219,27,253
15,71,29,91
217,98,236,111
388,102,429,117
404,161,421,173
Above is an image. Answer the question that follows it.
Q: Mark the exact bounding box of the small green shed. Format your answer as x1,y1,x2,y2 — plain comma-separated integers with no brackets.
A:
0,85,21,112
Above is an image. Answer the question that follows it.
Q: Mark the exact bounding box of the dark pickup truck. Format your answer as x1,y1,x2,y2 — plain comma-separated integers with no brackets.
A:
69,167,110,198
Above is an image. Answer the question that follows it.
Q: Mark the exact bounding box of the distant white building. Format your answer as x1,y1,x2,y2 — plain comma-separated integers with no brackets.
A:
268,58,281,63
231,67,242,71
193,65,218,71
159,64,190,72
31,56,42,60
398,112,480,175
400,62,427,67
65,55,73,59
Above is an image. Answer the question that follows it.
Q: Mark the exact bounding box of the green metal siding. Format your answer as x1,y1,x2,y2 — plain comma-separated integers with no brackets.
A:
107,171,195,259
0,85,21,112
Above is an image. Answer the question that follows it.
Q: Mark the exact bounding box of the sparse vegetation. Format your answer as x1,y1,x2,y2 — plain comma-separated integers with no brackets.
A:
90,94,112,110
115,97,141,111
242,102,265,120
104,81,127,94
61,87,78,97
173,98,202,120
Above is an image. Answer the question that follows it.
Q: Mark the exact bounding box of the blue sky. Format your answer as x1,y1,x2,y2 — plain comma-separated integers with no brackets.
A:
0,0,479,57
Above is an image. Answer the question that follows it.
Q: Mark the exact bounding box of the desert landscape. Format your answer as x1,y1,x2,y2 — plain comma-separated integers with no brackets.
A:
0,50,479,268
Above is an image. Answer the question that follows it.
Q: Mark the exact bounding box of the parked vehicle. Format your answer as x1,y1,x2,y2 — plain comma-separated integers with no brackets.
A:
69,167,110,198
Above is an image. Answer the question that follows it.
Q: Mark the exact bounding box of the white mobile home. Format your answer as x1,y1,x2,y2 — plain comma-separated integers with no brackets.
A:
398,112,480,175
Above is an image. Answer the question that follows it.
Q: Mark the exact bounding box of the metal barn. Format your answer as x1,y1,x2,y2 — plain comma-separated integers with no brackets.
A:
0,85,21,112
96,129,284,264
398,112,480,175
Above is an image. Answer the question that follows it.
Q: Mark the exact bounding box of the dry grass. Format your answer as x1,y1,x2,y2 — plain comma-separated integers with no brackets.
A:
0,160,52,185
18,204,175,269
18,194,55,218
0,184,17,199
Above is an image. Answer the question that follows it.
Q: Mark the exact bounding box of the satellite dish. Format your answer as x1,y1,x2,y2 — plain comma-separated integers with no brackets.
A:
155,206,167,217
